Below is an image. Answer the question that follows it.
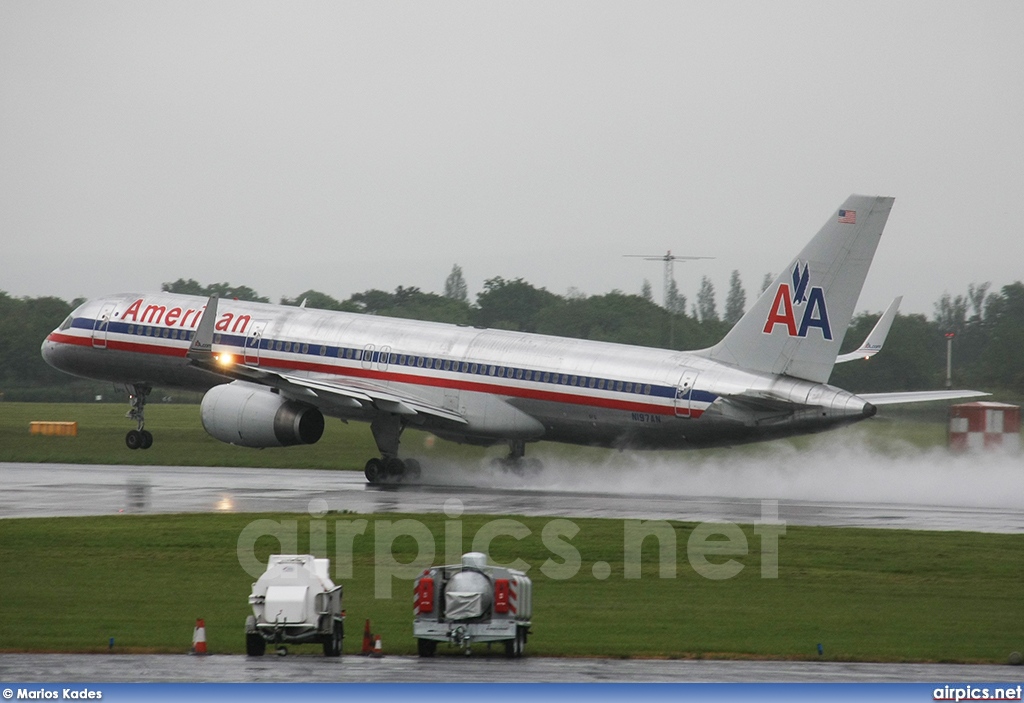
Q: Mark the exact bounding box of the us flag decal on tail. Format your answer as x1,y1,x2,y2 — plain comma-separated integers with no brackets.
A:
838,209,856,224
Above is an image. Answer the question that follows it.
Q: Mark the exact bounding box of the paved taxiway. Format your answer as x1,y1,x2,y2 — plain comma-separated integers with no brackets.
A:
2,462,1023,532
3,653,1023,683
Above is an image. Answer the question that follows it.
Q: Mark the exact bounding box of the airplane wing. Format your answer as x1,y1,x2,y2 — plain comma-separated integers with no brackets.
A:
858,390,990,405
186,295,467,425
219,361,467,424
835,296,901,363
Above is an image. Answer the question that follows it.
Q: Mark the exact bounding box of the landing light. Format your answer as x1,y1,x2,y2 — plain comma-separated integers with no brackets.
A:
217,353,235,367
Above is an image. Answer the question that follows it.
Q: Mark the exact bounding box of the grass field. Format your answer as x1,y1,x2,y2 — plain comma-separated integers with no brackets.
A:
1,512,1022,662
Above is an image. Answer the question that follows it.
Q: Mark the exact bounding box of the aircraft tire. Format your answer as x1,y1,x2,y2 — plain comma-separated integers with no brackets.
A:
364,458,384,484
383,457,405,481
404,458,422,481
417,638,437,657
140,430,153,449
125,430,142,450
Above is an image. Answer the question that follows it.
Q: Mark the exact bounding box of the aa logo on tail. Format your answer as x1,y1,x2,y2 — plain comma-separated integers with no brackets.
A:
762,262,832,340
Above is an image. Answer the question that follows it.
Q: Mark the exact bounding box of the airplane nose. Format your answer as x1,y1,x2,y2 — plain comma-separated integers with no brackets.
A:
41,336,68,372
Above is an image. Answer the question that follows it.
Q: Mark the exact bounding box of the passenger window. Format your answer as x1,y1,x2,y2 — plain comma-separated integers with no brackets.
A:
471,363,478,374
515,369,523,380
588,378,596,388
644,384,651,394
302,344,309,354
598,379,605,390
320,346,327,356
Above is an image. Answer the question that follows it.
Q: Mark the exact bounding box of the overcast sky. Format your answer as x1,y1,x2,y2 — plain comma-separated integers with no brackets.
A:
2,1,1022,316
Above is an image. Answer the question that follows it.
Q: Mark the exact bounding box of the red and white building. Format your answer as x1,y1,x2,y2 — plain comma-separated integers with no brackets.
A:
948,402,1021,453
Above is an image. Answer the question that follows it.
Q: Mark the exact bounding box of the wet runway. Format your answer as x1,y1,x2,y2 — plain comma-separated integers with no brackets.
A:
3,653,1023,683
2,462,1023,533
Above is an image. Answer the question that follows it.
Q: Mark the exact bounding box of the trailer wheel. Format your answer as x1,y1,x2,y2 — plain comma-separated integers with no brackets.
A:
417,638,437,657
245,632,266,657
505,627,525,658
323,620,343,657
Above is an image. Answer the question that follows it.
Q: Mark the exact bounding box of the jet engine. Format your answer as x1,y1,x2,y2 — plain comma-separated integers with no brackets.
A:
201,381,325,448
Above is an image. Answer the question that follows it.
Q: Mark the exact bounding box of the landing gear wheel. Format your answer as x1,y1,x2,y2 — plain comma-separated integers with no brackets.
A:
417,638,437,657
245,632,266,657
364,458,384,484
383,457,405,481
125,429,142,450
404,458,422,481
140,430,153,449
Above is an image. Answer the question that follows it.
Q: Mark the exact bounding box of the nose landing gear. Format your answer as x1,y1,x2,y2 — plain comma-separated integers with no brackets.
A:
124,384,154,450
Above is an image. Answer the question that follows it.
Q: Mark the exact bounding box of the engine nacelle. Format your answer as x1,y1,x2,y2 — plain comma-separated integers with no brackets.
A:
201,381,325,448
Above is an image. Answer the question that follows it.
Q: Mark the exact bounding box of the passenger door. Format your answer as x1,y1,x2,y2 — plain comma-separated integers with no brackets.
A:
91,303,117,349
674,370,699,417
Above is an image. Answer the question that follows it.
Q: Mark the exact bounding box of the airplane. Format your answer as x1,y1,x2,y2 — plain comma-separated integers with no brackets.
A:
41,195,986,484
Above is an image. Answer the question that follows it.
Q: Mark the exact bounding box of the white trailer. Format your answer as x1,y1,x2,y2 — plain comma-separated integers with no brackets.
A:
413,552,532,657
245,554,344,657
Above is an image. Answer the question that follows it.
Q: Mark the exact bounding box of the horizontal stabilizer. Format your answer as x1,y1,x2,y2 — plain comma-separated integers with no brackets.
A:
859,390,990,405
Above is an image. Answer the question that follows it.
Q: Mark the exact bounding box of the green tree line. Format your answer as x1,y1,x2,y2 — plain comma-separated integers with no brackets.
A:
3,270,1022,401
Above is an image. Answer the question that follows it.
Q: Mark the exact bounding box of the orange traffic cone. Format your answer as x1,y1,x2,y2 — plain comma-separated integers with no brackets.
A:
361,619,373,655
191,618,208,655
372,634,383,658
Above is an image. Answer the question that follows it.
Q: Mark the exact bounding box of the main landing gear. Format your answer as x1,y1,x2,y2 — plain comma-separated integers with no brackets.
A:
363,413,421,485
491,439,542,475
124,384,154,450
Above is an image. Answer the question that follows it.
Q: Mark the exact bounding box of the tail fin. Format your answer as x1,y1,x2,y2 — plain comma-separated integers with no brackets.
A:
703,194,895,384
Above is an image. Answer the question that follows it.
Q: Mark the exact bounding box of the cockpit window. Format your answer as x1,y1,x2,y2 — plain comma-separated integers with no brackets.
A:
59,316,74,331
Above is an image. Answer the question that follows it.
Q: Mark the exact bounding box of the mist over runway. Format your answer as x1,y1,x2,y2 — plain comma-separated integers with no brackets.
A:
3,436,1022,532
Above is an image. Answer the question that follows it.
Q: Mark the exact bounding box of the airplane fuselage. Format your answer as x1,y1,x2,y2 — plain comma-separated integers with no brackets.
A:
42,291,874,452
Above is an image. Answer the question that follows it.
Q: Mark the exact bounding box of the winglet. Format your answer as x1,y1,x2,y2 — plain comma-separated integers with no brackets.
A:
187,295,219,360
835,296,902,363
